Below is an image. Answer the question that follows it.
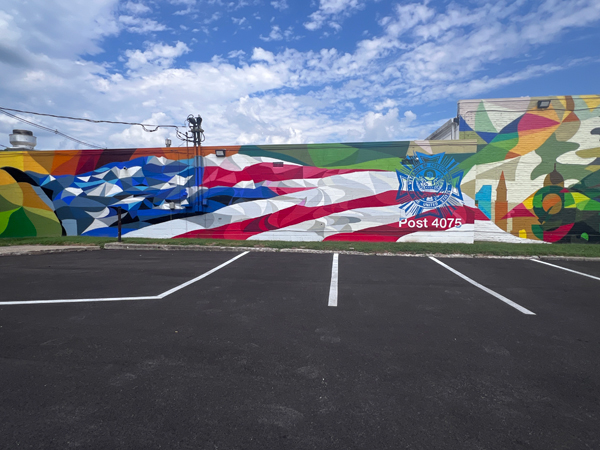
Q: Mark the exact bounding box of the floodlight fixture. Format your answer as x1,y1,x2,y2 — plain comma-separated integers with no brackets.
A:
537,100,551,109
215,149,226,157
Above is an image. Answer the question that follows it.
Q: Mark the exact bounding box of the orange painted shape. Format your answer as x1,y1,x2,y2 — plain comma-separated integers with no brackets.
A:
542,193,562,215
563,111,580,123
19,183,53,211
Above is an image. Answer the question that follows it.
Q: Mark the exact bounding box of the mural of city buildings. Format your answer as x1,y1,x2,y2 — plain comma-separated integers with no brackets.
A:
1,95,599,243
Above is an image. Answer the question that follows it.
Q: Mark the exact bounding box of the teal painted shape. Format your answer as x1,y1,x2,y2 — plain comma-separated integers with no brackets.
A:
475,185,492,219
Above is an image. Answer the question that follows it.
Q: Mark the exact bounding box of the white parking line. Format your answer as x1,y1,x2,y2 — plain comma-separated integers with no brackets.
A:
0,251,249,306
429,256,535,315
0,296,159,306
531,258,600,281
157,251,249,298
328,253,339,307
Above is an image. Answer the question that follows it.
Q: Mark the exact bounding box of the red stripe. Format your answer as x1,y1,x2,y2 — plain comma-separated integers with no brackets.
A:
175,190,400,239
202,163,370,188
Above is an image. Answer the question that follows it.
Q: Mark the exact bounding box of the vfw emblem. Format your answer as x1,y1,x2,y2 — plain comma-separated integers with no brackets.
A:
396,152,464,217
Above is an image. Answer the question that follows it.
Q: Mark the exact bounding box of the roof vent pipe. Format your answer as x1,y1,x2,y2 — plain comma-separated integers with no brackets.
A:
9,129,37,150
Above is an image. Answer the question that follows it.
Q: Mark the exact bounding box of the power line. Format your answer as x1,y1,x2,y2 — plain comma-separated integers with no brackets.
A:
0,109,106,149
0,106,182,133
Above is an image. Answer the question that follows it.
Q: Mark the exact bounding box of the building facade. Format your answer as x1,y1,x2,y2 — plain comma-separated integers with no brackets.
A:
1,95,599,243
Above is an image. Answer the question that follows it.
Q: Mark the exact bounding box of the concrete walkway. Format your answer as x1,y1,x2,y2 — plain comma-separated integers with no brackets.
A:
0,245,101,256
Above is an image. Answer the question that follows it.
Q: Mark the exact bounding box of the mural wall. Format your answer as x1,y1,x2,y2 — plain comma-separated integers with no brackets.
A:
459,95,600,243
1,94,598,243
0,141,477,242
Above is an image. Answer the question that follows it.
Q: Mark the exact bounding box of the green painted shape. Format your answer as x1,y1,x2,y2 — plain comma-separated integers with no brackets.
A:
577,198,600,211
0,194,20,212
0,207,37,237
459,142,512,176
563,193,576,208
489,132,518,145
239,142,412,169
474,102,497,133
326,157,405,171
22,208,62,237
582,232,589,241
532,224,544,240
239,145,313,166
309,145,360,167
0,209,18,234
570,170,600,199
461,131,488,145
573,97,599,121
531,133,582,181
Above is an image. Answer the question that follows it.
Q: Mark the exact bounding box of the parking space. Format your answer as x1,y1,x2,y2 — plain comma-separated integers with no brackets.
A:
0,251,245,301
1,250,599,449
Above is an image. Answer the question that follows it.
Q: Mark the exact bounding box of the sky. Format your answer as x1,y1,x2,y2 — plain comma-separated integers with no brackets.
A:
0,0,599,150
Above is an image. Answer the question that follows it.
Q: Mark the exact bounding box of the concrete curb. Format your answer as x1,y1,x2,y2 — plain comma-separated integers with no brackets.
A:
0,245,101,257
102,242,600,261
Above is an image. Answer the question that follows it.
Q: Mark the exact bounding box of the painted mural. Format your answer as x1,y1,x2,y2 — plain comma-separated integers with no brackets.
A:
459,95,600,243
0,141,477,242
0,94,598,243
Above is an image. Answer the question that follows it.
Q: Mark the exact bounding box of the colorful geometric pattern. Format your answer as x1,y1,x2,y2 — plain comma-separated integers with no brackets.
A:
461,95,600,243
1,94,598,244
0,142,476,242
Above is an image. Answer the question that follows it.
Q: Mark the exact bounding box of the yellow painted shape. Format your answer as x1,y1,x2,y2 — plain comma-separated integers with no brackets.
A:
570,192,591,205
583,96,600,111
522,193,535,210
23,152,54,174
0,179,23,206
0,151,50,174
0,169,16,186
576,147,600,158
527,107,560,123
0,152,25,171
519,229,527,239
509,124,560,157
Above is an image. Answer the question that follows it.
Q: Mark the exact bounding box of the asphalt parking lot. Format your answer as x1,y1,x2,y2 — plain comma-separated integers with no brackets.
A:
1,250,599,449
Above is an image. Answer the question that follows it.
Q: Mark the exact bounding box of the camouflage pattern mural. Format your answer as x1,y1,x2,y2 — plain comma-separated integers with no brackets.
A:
0,94,598,243
459,95,600,243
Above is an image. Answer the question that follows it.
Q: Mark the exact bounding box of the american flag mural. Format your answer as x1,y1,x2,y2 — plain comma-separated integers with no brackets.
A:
0,141,479,243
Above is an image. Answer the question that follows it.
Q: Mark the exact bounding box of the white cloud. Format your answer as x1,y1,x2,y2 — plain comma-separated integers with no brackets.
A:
123,1,152,15
271,0,288,11
125,41,190,70
260,25,284,41
232,16,247,26
304,0,366,31
119,15,167,34
228,50,246,59
259,25,298,42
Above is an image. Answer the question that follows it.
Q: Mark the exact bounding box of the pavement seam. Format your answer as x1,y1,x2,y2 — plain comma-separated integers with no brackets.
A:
0,246,101,257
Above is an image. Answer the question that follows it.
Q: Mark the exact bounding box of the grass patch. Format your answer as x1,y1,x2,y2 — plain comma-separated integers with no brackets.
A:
1,236,599,257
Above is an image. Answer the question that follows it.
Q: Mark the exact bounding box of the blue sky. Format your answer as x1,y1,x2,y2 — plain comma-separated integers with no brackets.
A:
1,0,599,150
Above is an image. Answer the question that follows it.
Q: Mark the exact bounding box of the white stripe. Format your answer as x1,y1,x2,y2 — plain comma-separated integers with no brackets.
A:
328,253,339,307
0,296,159,306
531,259,600,281
0,252,249,306
429,256,535,315
157,251,249,298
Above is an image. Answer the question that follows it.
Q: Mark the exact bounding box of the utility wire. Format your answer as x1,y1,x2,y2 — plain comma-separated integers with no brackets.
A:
0,109,106,149
0,106,181,133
